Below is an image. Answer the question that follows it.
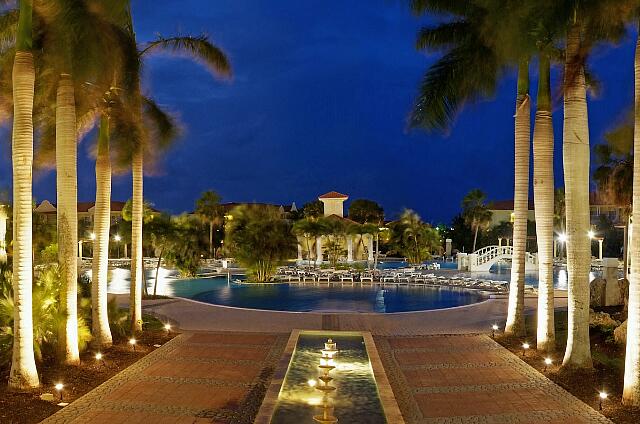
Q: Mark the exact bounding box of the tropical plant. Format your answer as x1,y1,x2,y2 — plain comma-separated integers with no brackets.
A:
292,218,329,265
302,200,324,218
225,205,296,282
146,213,175,294
118,5,231,334
461,190,492,253
195,190,223,258
319,217,347,267
387,210,440,264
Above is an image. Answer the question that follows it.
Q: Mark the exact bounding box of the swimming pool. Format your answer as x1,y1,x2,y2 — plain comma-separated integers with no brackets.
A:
105,268,486,313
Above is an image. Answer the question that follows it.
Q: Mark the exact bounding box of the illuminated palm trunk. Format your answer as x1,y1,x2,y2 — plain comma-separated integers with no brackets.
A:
562,23,592,368
92,115,113,348
9,49,39,389
505,61,530,337
623,27,640,405
533,56,555,352
130,144,144,334
56,74,80,364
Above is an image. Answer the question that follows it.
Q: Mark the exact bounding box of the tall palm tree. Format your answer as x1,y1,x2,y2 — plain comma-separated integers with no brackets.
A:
121,4,231,333
533,50,556,351
9,0,39,389
623,11,640,408
195,190,223,258
505,60,530,337
559,0,626,368
461,189,492,252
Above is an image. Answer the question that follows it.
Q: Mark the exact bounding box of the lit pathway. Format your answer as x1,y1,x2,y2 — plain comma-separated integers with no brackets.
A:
375,334,612,423
40,332,287,424
135,293,568,336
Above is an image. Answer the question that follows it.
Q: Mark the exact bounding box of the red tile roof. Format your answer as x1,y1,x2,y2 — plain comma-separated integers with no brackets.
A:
318,191,348,199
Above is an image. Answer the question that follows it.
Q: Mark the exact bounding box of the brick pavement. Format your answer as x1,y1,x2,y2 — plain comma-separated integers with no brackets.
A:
40,332,287,424
375,334,613,424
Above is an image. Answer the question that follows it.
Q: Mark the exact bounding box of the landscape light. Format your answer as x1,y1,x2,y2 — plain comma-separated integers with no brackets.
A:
588,230,595,239
95,352,102,361
55,383,64,400
114,234,121,242
129,338,137,351
558,233,567,243
522,342,530,357
308,379,317,387
599,391,608,410
89,232,96,240
491,324,499,339
164,323,171,332
544,357,552,371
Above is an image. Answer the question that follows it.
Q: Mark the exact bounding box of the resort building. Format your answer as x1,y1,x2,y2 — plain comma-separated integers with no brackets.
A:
34,200,127,227
487,193,625,228
297,191,374,264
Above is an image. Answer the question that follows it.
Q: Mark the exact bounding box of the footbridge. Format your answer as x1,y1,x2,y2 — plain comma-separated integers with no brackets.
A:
457,245,537,272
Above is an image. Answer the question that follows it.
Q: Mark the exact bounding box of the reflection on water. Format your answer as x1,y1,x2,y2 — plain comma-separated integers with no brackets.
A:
271,333,386,424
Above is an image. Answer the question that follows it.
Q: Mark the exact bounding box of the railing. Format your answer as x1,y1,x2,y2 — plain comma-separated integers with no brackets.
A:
474,245,536,267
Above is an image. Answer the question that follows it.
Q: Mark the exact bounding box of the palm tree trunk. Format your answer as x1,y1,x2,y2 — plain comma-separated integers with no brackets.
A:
209,221,214,258
624,217,630,277
505,60,530,337
472,224,479,252
9,47,40,390
91,114,113,349
562,22,592,368
623,23,640,406
533,55,555,351
55,74,80,364
130,144,143,334
153,247,163,296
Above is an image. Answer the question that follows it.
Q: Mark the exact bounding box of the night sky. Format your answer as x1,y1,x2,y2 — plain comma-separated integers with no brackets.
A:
0,0,637,223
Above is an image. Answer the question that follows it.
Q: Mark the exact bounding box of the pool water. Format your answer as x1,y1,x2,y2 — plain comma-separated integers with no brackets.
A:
104,268,485,313
271,333,386,423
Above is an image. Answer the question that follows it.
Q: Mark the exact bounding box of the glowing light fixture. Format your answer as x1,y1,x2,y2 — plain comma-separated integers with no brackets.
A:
599,391,608,410
89,232,96,240
491,324,499,339
164,323,171,332
544,357,552,371
95,352,103,361
55,383,64,400
588,230,595,239
558,233,567,243
129,338,137,351
114,234,121,242
522,342,530,357
308,379,317,387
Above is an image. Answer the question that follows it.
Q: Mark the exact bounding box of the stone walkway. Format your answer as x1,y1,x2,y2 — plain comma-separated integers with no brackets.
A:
375,334,612,423
40,332,287,424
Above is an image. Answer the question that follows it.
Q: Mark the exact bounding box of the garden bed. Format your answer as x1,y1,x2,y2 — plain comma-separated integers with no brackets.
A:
497,309,640,424
0,314,175,424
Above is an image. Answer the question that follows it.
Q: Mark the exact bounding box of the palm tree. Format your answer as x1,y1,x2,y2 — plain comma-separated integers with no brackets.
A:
559,0,626,369
623,10,640,407
461,189,492,252
121,4,231,334
293,218,327,265
9,0,39,390
533,50,556,351
195,191,223,258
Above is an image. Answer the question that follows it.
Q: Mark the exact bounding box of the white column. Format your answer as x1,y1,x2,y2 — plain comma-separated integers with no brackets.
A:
598,239,603,261
78,240,83,259
347,236,354,262
498,237,502,247
316,237,323,265
124,243,128,258
297,243,303,262
367,236,374,262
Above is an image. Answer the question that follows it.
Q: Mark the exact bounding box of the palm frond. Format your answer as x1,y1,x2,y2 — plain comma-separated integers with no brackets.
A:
142,96,181,151
140,34,231,78
416,21,470,51
411,0,475,17
0,9,17,51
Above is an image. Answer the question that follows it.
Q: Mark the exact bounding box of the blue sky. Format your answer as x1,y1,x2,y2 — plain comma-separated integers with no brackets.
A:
0,0,636,223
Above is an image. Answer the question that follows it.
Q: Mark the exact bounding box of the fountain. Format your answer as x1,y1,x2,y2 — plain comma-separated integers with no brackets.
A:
314,339,339,423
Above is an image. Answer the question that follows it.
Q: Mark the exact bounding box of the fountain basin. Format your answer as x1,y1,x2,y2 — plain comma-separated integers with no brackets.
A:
255,330,403,423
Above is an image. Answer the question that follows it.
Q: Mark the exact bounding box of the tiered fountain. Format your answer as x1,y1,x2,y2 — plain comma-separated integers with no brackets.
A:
313,339,339,423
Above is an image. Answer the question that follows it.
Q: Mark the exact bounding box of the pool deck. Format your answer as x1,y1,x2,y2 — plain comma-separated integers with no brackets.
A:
115,291,568,336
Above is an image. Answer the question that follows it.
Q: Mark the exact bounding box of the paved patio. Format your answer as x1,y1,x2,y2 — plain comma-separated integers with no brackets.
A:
376,334,612,423
40,332,288,424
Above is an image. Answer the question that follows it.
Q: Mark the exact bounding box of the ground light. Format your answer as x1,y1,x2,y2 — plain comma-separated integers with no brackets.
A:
588,230,595,239
598,391,608,410
129,338,137,351
558,233,567,243
89,232,96,240
164,323,171,333
544,357,552,372
308,379,317,387
55,383,64,401
522,342,530,357
491,324,499,339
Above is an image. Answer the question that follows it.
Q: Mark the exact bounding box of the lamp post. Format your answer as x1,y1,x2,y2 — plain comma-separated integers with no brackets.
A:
114,234,122,258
